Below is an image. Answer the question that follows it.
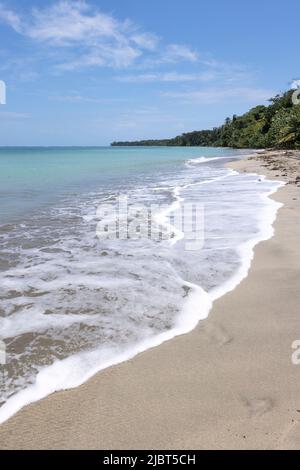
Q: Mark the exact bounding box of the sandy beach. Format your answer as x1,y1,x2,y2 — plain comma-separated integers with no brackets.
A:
1,150,300,450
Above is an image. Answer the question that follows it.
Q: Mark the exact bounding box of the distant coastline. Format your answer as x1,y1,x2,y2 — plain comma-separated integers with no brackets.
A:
111,89,300,150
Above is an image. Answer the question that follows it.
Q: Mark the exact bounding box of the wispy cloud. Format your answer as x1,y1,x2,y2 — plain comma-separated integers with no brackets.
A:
131,32,159,51
0,3,22,32
163,44,198,63
0,111,30,120
0,55,40,83
49,94,128,104
9,0,134,50
110,107,185,130
116,71,215,83
163,87,275,104
0,0,197,70
141,43,199,68
56,46,142,70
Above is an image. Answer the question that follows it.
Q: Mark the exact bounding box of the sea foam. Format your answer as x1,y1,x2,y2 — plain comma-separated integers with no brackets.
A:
0,154,284,424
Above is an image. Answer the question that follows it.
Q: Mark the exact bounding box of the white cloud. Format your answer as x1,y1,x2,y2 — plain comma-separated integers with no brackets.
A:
113,108,184,130
131,33,159,51
57,45,141,70
0,3,22,32
0,0,197,71
163,87,275,104
24,0,142,69
28,1,123,44
49,94,127,104
0,111,30,120
50,94,104,103
164,44,198,63
142,44,199,68
116,71,215,83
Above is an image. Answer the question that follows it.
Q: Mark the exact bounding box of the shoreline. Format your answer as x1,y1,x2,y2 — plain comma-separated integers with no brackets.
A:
0,151,264,426
1,150,300,449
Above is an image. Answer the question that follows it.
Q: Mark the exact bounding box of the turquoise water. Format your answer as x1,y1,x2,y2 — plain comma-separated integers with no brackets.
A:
0,146,283,422
0,146,245,223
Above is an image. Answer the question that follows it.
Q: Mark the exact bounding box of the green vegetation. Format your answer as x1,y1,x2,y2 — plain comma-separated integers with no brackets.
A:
111,89,300,149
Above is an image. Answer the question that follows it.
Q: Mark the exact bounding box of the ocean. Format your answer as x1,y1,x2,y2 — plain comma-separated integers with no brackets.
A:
0,146,283,422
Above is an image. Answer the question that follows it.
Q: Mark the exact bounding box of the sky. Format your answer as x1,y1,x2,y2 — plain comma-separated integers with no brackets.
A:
0,0,299,146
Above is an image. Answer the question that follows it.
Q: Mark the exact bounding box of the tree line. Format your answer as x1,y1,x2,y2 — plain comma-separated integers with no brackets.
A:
111,89,300,149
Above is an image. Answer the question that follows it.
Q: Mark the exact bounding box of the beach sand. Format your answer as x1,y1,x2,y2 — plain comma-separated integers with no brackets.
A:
1,150,300,450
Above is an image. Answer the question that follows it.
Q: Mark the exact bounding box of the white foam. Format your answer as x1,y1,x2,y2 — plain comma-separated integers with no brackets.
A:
0,168,285,425
0,281,213,424
210,176,285,301
155,170,238,246
185,156,231,167
0,308,99,339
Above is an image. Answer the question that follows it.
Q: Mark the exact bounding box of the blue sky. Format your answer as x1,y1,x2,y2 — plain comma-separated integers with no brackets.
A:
0,0,299,145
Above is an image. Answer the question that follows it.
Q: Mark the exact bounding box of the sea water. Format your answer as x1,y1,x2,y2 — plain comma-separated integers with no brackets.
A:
0,146,283,422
